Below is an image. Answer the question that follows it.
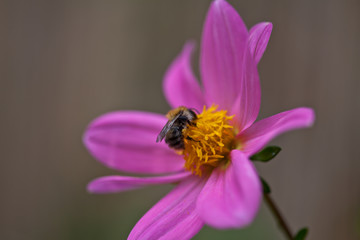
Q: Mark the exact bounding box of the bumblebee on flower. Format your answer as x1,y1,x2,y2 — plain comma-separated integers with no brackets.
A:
83,0,315,239
157,105,236,177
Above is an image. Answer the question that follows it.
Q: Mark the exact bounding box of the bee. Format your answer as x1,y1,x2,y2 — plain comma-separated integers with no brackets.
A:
156,107,197,150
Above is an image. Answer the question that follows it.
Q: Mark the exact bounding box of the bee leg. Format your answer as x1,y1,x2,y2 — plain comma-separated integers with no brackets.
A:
188,121,197,127
186,136,199,142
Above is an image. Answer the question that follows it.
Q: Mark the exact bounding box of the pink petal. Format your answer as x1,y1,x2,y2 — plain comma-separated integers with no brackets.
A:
230,48,261,131
87,171,191,194
248,22,273,64
196,150,262,228
128,176,205,240
83,111,185,174
239,107,315,156
200,0,249,111
163,42,205,111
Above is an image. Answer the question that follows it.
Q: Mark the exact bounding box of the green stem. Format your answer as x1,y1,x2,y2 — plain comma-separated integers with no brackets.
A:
264,193,293,240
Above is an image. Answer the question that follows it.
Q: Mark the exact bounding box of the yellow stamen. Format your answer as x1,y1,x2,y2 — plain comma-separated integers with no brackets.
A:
183,105,235,176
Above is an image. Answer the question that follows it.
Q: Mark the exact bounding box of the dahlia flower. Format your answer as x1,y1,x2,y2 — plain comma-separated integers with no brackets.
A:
84,0,315,239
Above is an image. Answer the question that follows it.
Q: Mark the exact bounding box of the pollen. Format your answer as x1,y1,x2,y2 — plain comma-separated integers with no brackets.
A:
182,105,235,176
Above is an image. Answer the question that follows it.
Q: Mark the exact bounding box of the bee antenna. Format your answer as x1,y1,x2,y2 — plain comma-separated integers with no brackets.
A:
190,108,200,114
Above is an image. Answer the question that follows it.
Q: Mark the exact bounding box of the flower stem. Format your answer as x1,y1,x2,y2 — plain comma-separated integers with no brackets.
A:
264,193,293,240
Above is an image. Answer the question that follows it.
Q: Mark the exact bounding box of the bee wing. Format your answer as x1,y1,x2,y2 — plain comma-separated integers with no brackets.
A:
156,115,180,142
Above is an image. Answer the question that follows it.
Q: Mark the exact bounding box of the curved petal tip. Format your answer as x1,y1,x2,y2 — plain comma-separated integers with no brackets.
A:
303,107,316,127
249,22,273,64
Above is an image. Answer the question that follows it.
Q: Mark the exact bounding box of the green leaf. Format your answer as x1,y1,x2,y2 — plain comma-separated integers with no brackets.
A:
294,227,308,240
250,146,281,162
260,177,271,194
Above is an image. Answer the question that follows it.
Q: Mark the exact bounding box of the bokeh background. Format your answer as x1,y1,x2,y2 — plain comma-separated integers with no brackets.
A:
1,0,360,239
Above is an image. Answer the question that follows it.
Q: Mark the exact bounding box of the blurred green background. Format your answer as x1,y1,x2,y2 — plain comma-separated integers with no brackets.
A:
1,0,360,239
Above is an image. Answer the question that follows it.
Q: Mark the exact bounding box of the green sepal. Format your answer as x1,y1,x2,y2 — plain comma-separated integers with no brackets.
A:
294,227,308,240
260,177,271,194
250,146,281,162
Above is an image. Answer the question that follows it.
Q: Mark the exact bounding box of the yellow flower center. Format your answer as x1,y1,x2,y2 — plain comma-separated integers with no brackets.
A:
182,105,235,176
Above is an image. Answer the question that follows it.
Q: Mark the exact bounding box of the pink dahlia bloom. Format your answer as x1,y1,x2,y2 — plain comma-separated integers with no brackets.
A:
84,0,315,239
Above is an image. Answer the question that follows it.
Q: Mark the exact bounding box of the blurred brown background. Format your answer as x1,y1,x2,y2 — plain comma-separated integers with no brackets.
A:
1,0,360,239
